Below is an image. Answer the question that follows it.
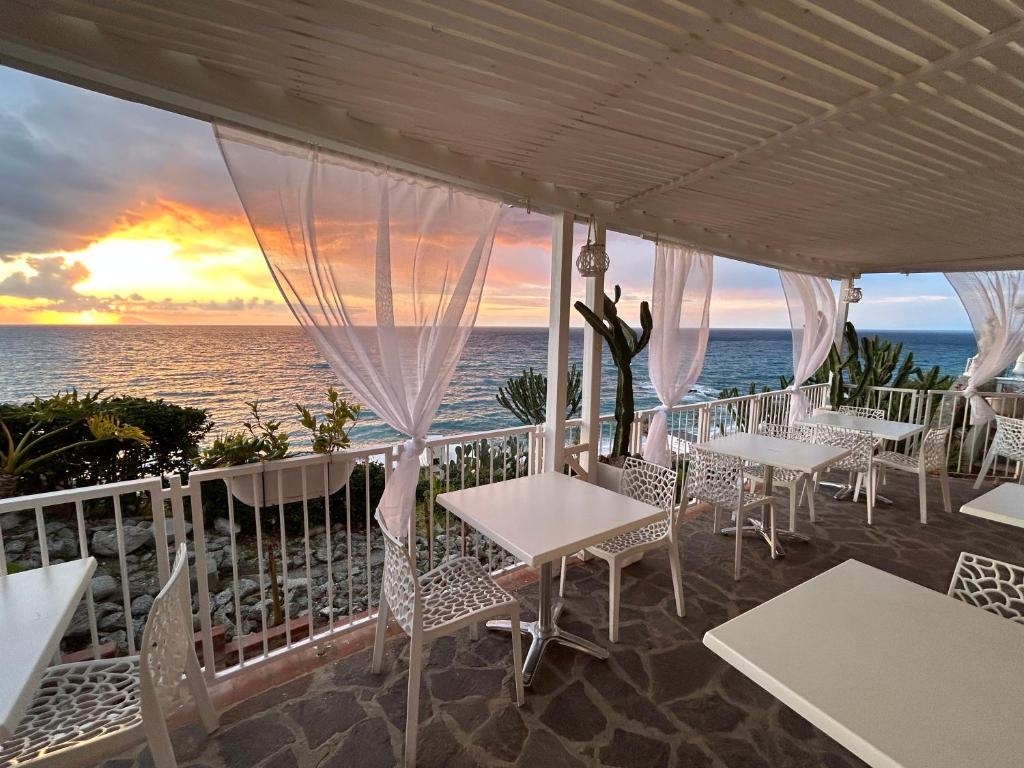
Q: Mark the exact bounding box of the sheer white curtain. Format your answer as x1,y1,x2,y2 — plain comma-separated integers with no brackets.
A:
642,243,713,466
779,271,836,424
215,125,502,536
946,271,1024,425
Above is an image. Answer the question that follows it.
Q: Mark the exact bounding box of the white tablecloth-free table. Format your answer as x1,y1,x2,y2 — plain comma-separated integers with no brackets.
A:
799,411,926,442
960,482,1024,528
704,559,1024,768
699,433,851,553
436,472,663,686
0,557,97,740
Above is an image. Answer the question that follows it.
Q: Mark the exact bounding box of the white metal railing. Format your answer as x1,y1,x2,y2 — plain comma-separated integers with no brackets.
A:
10,379,1020,682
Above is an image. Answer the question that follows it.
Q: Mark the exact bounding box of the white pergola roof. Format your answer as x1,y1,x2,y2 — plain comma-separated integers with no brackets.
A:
3,1,1024,277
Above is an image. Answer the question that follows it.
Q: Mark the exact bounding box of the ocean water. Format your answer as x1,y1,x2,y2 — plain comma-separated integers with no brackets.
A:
0,326,976,447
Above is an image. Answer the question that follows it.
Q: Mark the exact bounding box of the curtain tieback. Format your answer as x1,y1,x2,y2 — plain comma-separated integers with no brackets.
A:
401,436,428,460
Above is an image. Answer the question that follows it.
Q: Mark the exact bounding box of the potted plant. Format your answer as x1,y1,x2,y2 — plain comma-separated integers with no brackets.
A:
201,391,360,507
1,391,150,498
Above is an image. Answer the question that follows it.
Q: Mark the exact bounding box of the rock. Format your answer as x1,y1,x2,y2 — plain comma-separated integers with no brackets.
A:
236,578,260,600
98,608,126,632
92,525,151,557
162,518,192,542
91,574,119,601
215,518,241,536
131,594,154,617
0,512,27,532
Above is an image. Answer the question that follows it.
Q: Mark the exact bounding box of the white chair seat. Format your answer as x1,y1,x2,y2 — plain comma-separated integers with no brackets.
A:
874,451,918,470
706,489,773,511
0,658,142,767
588,519,670,557
746,463,802,484
419,556,517,634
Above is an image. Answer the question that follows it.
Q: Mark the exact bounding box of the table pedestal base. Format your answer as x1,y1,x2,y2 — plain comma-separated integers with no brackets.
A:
486,561,608,687
819,479,894,505
721,516,808,558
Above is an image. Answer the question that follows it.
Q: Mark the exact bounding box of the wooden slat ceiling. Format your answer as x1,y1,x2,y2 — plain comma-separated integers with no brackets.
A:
3,0,1024,276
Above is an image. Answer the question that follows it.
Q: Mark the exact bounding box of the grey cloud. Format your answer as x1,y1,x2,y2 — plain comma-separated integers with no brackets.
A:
0,255,91,300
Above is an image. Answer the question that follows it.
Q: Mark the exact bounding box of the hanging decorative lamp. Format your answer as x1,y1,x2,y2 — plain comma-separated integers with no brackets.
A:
841,285,863,303
576,217,610,277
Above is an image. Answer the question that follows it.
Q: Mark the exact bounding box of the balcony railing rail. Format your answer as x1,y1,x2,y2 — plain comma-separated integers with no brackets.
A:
1,379,1013,682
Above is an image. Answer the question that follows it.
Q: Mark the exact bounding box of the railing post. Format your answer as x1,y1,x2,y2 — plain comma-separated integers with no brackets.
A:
580,219,605,480
185,476,217,680
748,395,762,433
543,211,573,473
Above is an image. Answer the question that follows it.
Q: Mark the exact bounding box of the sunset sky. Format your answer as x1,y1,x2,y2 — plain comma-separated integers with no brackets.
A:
0,66,968,330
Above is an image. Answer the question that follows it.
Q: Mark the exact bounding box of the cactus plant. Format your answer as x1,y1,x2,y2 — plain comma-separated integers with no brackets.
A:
574,285,653,457
496,365,582,426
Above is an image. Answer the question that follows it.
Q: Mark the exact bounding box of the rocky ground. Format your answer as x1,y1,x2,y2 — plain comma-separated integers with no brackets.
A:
1,510,515,656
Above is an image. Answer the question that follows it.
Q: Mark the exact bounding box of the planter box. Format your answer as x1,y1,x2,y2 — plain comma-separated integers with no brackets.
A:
229,461,353,507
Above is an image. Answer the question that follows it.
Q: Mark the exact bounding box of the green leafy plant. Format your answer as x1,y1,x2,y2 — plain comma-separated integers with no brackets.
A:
297,387,361,453
198,400,289,468
575,285,652,457
0,391,150,497
496,365,583,426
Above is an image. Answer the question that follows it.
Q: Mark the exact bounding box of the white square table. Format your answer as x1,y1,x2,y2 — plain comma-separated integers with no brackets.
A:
960,482,1024,528
436,472,664,686
0,557,97,741
799,411,927,505
703,559,1024,768
698,433,851,555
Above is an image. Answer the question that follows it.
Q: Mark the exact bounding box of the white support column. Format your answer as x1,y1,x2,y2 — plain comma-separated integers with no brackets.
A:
835,277,853,355
544,212,574,473
580,221,605,481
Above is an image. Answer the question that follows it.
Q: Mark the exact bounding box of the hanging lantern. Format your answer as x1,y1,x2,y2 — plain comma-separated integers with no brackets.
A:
576,217,610,277
841,285,863,303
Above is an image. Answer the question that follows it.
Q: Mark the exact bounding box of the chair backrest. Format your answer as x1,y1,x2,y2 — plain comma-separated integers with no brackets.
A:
375,511,420,636
758,421,815,443
991,415,1024,461
918,427,950,471
838,405,885,420
620,457,678,526
139,543,197,714
927,392,958,430
948,551,1024,625
813,424,875,470
685,447,742,507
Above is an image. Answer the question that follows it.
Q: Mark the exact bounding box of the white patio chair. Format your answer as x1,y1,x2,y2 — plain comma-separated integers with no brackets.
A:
948,551,1024,625
974,414,1024,489
371,512,523,768
745,422,816,532
874,427,951,523
693,447,774,581
0,544,218,768
559,458,681,643
815,425,878,524
838,405,885,419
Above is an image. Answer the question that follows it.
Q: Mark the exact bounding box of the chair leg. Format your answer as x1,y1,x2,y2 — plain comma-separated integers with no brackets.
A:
140,683,177,768
853,472,863,502
712,505,721,534
403,632,424,768
469,622,479,641
558,555,567,597
788,486,798,533
918,470,928,524
940,470,952,513
185,647,218,734
509,606,524,707
974,445,996,490
667,541,685,618
608,564,622,643
865,469,874,525
733,503,743,581
768,503,776,560
806,477,816,523
371,594,390,674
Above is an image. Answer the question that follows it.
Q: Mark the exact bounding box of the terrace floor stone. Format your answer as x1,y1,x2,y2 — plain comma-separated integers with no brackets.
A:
103,473,1024,767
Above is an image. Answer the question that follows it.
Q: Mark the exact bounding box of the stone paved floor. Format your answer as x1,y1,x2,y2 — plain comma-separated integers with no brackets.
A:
103,473,1024,767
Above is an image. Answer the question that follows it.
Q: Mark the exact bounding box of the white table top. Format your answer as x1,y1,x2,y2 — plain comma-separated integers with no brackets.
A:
700,432,850,473
0,558,97,740
800,411,925,442
960,483,1024,528
704,559,1024,768
436,472,664,567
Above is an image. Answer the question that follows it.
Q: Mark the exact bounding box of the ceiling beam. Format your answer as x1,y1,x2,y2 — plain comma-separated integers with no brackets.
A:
615,17,1024,209
0,2,845,278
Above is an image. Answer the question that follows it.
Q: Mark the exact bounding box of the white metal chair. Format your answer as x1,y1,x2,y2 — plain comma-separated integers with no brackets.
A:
974,414,1024,489
693,447,774,581
745,422,816,532
948,551,1024,625
874,427,951,523
838,405,885,419
815,425,878,524
0,544,218,768
371,512,523,768
560,458,681,643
